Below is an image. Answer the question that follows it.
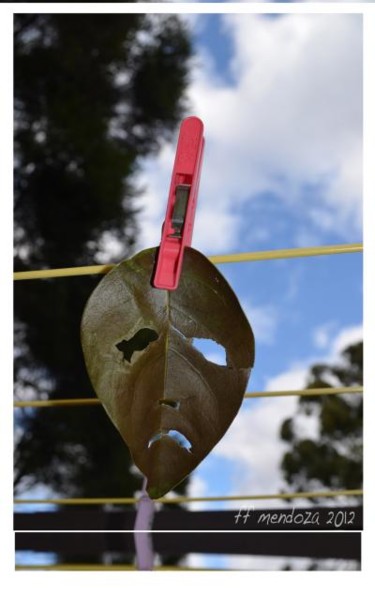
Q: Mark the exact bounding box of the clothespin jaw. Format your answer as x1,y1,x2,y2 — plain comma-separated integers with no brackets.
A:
153,116,204,290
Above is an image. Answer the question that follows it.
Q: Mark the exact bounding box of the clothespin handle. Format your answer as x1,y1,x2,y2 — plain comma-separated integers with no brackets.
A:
153,116,204,290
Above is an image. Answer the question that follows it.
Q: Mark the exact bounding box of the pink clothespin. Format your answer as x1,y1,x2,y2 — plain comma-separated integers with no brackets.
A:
153,116,205,290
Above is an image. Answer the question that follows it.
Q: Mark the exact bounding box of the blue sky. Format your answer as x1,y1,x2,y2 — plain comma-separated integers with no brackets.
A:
12,12,363,571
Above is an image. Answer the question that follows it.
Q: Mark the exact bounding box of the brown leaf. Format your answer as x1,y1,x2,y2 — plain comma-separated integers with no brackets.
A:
81,247,255,498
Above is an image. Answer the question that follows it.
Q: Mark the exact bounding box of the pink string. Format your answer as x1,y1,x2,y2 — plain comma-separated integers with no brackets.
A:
134,477,155,570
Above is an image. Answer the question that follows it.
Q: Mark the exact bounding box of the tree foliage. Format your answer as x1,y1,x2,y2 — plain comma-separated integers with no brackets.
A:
14,14,192,500
280,341,363,495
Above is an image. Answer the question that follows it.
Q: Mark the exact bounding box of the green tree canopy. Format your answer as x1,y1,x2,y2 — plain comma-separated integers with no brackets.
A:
279,341,362,495
14,13,192,501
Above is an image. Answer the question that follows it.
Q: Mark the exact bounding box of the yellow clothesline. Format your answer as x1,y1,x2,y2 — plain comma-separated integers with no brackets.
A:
14,489,363,506
13,242,363,280
13,385,363,408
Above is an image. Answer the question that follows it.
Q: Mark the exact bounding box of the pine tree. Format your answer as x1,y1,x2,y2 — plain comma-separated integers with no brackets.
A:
14,14,192,504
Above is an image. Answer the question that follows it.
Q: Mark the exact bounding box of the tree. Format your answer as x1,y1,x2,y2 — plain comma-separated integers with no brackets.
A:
14,13,192,507
279,341,362,495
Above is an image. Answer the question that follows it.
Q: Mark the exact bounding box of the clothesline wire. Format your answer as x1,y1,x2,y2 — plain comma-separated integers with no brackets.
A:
14,488,363,505
13,242,363,281
13,385,363,408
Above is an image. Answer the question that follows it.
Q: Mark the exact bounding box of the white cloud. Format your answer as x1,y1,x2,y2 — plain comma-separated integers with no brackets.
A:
185,474,212,512
331,324,363,357
135,14,362,255
242,299,279,345
312,321,336,350
192,13,362,229
133,147,176,248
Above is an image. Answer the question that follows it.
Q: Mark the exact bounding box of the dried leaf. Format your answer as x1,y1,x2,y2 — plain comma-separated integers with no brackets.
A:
81,247,255,498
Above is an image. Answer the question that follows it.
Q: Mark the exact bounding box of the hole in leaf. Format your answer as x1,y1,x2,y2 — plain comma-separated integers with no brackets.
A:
159,399,180,410
148,429,192,452
192,337,227,366
116,328,158,362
